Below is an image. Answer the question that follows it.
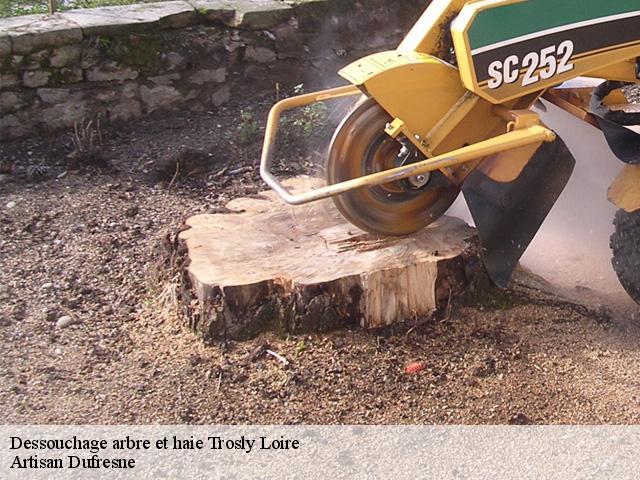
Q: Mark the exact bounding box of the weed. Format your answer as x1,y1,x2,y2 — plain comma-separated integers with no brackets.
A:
67,118,106,168
1,0,176,18
293,102,328,138
295,340,307,354
236,110,259,145
96,36,114,51
278,83,329,145
0,0,47,17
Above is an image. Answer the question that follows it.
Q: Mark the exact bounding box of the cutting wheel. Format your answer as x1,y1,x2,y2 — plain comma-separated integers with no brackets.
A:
326,99,460,236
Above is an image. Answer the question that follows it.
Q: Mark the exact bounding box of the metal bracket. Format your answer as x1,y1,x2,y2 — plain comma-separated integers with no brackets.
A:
384,118,406,138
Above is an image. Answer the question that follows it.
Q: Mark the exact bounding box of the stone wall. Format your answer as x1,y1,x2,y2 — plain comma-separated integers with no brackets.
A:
0,0,427,140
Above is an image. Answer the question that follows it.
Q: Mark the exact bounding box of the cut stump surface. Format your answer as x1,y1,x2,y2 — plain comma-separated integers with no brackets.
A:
178,177,478,340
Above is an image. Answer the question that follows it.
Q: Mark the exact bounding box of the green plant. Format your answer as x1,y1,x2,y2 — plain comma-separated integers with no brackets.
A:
96,36,114,51
0,0,174,19
0,0,48,17
293,102,328,138
237,110,259,146
280,83,329,146
295,340,307,354
73,0,140,8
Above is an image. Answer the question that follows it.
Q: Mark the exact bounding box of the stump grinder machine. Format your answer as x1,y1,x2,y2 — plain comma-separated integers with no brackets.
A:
260,0,640,303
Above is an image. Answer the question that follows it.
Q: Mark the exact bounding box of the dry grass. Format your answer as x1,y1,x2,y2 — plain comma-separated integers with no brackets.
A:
68,119,107,168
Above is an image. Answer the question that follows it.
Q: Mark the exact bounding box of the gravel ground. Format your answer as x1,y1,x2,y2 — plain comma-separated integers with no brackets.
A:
2,93,640,425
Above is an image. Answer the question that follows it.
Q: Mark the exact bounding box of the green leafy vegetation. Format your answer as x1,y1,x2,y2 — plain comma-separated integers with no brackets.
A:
291,101,328,138
94,33,163,69
281,83,329,146
0,0,48,17
236,110,259,146
0,0,172,18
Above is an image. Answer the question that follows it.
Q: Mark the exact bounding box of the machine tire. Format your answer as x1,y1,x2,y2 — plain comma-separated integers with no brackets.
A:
611,209,640,304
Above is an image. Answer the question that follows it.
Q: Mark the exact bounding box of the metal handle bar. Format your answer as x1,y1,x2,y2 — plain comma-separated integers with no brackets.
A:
260,86,556,206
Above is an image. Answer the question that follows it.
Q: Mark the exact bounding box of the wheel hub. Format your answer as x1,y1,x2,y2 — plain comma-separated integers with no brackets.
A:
395,138,431,190
407,172,431,189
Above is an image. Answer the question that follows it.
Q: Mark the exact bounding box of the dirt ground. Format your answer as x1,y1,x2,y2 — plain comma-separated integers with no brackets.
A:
2,92,640,425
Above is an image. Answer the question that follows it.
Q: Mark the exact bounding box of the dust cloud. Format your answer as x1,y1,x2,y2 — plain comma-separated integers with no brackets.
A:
451,101,639,315
295,42,638,313
527,103,622,293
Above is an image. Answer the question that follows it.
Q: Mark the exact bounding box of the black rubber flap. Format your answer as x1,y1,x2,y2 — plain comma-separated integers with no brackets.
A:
462,136,576,288
590,80,640,164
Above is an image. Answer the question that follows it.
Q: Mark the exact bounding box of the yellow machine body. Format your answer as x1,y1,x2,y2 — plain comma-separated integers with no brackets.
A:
259,0,640,287
262,0,640,206
338,48,546,187
451,0,640,104
339,52,467,151
337,0,640,211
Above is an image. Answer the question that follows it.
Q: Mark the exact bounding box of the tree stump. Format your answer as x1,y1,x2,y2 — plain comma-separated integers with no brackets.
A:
178,177,479,340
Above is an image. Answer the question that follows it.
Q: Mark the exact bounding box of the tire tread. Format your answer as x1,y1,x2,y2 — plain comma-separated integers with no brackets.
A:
611,209,640,304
